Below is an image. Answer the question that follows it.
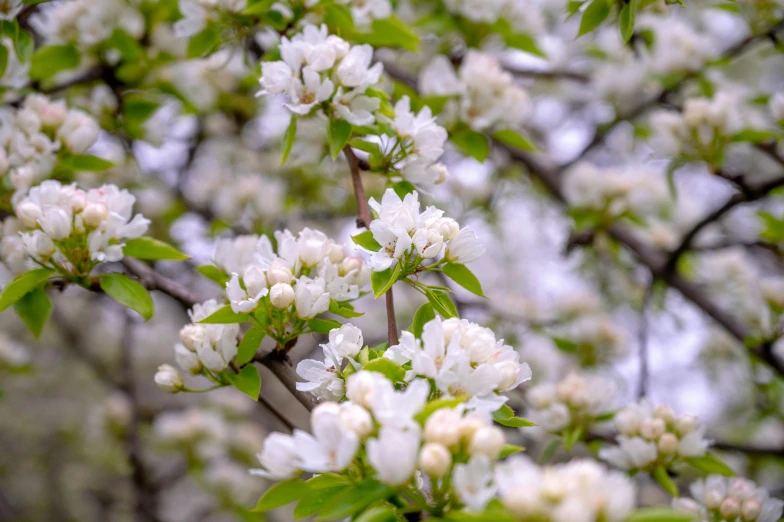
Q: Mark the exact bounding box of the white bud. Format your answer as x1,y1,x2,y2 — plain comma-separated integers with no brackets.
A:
154,364,183,393
243,265,268,297
432,217,459,241
16,202,42,228
459,415,486,444
654,405,675,425
424,408,462,447
82,202,109,228
657,433,678,455
640,418,666,440
39,207,72,240
70,191,86,212
340,403,373,438
704,490,724,510
720,498,741,519
269,283,295,309
497,361,521,390
327,241,344,263
346,370,384,409
340,256,363,275
468,426,505,459
175,344,202,374
615,409,641,436
39,100,67,128
418,443,452,478
312,402,342,426
267,262,293,285
741,499,761,521
179,324,204,351
675,415,697,435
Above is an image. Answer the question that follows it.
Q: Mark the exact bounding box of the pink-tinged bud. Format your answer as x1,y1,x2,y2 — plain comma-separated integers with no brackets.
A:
720,498,740,519
657,433,678,455
640,418,666,440
340,256,363,275
267,262,293,285
70,190,87,212
16,202,42,228
704,490,724,510
269,283,295,309
741,499,761,521
82,202,109,228
654,405,675,425
419,443,452,478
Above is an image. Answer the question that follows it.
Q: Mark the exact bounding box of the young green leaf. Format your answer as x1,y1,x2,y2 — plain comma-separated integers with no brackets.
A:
0,268,55,312
100,273,154,321
226,364,261,399
252,479,311,512
236,329,265,366
328,117,352,160
502,32,546,57
294,486,347,519
14,287,52,339
425,288,458,319
493,404,537,428
619,0,637,42
499,444,525,458
324,3,355,34
14,29,34,62
281,115,297,165
653,466,679,497
625,507,697,522
198,304,249,324
355,505,397,522
685,452,735,476
306,473,351,490
187,25,219,58
442,263,485,297
329,299,364,318
0,46,8,78
414,396,467,424
370,263,400,298
30,44,80,80
493,129,536,152
450,125,489,162
352,230,382,251
317,480,392,521
578,0,611,37
196,265,229,286
411,302,435,337
60,154,114,171
362,358,406,383
354,16,420,52
123,237,189,261
308,318,343,334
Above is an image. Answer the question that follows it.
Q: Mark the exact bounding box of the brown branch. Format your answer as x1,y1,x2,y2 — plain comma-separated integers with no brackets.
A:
122,258,202,308
711,441,784,458
343,144,399,346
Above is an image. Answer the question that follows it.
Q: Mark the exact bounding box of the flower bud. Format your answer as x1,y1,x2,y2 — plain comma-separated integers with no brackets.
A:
741,499,761,521
39,100,67,128
458,415,486,444
640,418,666,440
615,409,641,436
468,426,505,459
675,415,697,435
424,408,462,447
39,207,72,240
340,256,363,275
720,498,741,519
154,364,183,393
70,191,87,212
175,344,202,374
657,433,678,455
312,402,342,425
82,202,109,228
243,265,268,297
327,241,344,263
346,370,383,409
16,202,41,228
654,405,675,425
704,490,724,510
496,360,521,390
340,403,373,438
419,443,452,478
432,217,459,241
179,324,205,351
267,262,293,285
270,283,295,309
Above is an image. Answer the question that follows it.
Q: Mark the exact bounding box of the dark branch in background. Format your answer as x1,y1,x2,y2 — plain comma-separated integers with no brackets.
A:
637,278,654,400
343,145,399,346
502,65,590,83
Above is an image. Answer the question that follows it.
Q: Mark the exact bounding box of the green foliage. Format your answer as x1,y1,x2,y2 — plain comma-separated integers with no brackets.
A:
281,115,298,165
411,302,435,337
414,396,467,424
442,263,485,297
493,129,536,152
30,44,80,80
493,404,537,428
123,237,189,261
653,466,679,497
685,452,735,476
308,318,343,334
187,25,220,58
619,0,638,42
362,358,406,383
0,268,55,313
578,0,611,36
196,265,230,286
352,230,382,251
99,273,154,321
424,288,458,319
14,288,52,339
197,304,249,324
236,329,265,365
226,365,262,399
371,264,400,298
253,479,310,511
329,299,364,318
60,154,114,171
450,124,489,162
625,508,698,521
328,117,353,160
353,16,420,52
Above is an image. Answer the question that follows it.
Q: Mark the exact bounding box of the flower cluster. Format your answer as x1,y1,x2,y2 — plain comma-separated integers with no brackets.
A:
495,456,636,522
296,323,363,401
225,227,369,315
13,180,150,273
174,0,247,37
363,188,484,272
599,401,710,472
175,299,240,375
0,95,101,193
0,217,27,278
259,24,383,125
327,0,391,29
30,0,144,49
419,52,531,132
673,475,784,522
525,372,616,436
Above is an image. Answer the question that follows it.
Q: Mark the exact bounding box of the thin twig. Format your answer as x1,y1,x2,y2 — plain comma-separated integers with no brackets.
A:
257,392,296,431
637,278,654,400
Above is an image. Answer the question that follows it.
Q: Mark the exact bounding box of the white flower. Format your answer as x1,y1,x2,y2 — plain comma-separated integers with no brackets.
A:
57,109,100,154
419,442,452,478
285,66,335,115
370,378,430,430
226,272,267,313
296,345,345,401
327,324,364,359
270,283,296,309
336,44,383,88
333,87,380,126
250,432,300,479
175,344,202,374
419,56,464,97
392,96,447,162
294,276,330,318
339,403,373,438
599,436,658,470
260,61,294,95
367,427,421,486
155,364,183,393
453,455,496,512
293,408,359,472
297,227,331,267
468,426,505,459
346,370,387,408
445,226,485,263
677,429,710,457
187,300,240,372
38,206,72,240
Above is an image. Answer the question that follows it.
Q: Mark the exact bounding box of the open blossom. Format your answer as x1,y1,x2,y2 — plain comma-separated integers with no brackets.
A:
178,300,240,373
174,0,247,37
453,455,497,511
296,344,347,401
674,476,783,522
367,427,421,485
600,400,710,472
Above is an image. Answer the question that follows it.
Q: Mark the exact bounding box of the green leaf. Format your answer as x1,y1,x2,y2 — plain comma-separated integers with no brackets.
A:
329,299,364,318
451,125,489,162
541,439,560,462
685,452,735,476
503,32,546,57
187,25,219,58
324,3,355,34
411,303,435,337
551,336,578,353
352,230,382,252
0,45,8,78
619,0,637,42
425,288,458,319
236,328,265,366
198,304,249,324
253,479,310,512
354,16,420,52
0,268,55,312
14,30,34,63
30,44,80,80
308,318,343,334
653,466,679,497
100,273,154,321
306,473,351,490
317,480,392,521
355,505,397,522
392,181,416,199
625,507,697,522
281,115,297,165
493,404,537,428
493,129,536,152
578,0,611,36
60,154,114,171
226,364,262,399
123,237,188,261
370,263,400,298
196,265,229,286
294,486,347,519
14,287,51,338
414,396,467,425
362,358,406,382
563,426,584,450
328,117,352,160
442,263,485,297
499,444,525,458
242,0,276,15
730,129,778,143
106,29,144,62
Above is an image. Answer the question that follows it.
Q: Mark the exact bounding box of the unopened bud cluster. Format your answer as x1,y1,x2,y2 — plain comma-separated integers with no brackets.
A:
599,400,710,471
673,475,783,522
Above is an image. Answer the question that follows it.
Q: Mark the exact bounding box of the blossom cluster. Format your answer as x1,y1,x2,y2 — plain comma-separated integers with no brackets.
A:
12,180,150,273
224,227,369,315
259,24,384,125
174,0,247,38
419,52,531,132
363,188,484,272
30,0,144,49
599,400,710,472
174,299,240,375
1,94,101,193
334,0,391,28
674,475,784,522
525,372,616,436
